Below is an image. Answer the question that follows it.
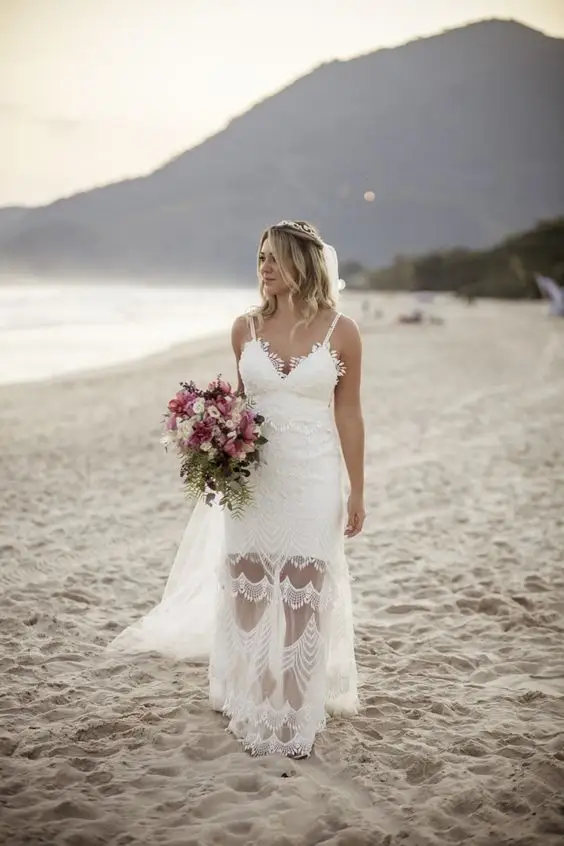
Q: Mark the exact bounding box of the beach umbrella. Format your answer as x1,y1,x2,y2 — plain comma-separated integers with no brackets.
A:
534,274,564,317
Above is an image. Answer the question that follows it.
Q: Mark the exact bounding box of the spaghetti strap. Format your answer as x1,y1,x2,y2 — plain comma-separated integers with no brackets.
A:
248,315,257,341
323,312,341,345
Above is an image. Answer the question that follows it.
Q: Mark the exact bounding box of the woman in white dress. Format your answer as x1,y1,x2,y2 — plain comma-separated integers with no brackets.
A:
109,220,365,759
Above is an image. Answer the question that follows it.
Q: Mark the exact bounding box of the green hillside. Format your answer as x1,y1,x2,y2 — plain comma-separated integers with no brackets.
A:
355,217,564,299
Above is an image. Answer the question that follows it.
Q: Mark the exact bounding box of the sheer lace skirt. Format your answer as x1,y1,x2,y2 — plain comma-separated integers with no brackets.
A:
209,431,358,757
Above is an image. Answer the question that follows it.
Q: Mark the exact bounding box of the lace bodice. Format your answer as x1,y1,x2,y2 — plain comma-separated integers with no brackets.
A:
238,313,345,418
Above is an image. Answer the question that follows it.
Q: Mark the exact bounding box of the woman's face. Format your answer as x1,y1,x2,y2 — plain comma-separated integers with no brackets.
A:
259,236,289,297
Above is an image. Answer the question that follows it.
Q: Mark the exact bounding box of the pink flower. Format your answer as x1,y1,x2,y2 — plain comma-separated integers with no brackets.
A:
168,397,183,413
240,411,258,443
166,413,178,431
208,377,232,395
223,438,243,458
187,420,214,449
168,390,196,415
215,396,233,417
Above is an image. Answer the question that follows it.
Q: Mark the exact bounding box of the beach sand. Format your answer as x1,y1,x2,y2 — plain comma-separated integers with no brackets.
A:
1,296,563,845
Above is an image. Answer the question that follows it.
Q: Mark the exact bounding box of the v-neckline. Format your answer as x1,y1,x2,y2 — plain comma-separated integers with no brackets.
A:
242,337,345,382
255,337,326,379
244,311,344,380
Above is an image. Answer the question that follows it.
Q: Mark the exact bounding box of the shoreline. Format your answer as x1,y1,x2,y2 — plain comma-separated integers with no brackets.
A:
0,330,229,394
0,280,256,391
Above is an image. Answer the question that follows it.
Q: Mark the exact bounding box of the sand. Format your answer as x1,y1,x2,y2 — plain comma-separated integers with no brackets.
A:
1,295,563,846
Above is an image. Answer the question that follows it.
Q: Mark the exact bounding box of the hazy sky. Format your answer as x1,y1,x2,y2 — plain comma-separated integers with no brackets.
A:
1,0,563,206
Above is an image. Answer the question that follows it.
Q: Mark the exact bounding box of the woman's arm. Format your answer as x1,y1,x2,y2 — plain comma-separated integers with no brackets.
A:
333,317,365,537
231,315,247,394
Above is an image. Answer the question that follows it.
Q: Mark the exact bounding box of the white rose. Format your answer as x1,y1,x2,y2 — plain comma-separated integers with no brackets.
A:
193,398,205,415
207,406,220,418
178,420,194,438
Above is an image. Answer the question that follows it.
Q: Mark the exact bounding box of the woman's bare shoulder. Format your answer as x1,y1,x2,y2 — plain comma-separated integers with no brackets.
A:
334,313,361,343
231,309,258,351
232,314,249,332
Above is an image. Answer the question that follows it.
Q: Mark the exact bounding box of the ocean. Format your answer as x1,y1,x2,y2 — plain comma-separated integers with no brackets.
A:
0,282,253,385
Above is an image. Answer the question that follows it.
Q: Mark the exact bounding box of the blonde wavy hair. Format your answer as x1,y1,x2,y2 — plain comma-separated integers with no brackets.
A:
252,220,336,328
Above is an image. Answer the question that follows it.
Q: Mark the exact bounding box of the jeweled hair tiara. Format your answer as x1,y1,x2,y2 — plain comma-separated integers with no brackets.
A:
273,220,319,239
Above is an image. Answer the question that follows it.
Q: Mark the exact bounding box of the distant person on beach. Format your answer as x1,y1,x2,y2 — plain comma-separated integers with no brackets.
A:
109,220,364,759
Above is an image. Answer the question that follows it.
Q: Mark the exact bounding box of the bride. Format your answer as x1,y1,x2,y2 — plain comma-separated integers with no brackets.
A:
109,220,365,759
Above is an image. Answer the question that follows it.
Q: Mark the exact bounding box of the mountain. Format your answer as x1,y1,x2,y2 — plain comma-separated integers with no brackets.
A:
1,19,564,281
0,207,30,239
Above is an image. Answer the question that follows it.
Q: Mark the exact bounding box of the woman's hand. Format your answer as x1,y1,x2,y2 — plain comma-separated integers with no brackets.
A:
345,493,365,538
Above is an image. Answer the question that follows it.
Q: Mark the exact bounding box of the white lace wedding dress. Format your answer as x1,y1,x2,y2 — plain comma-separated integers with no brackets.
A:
109,312,358,757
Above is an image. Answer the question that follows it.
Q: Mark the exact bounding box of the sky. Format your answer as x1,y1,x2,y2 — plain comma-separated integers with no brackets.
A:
1,0,564,207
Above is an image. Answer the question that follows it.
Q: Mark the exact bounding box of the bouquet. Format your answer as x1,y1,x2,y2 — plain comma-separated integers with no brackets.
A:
161,376,267,515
